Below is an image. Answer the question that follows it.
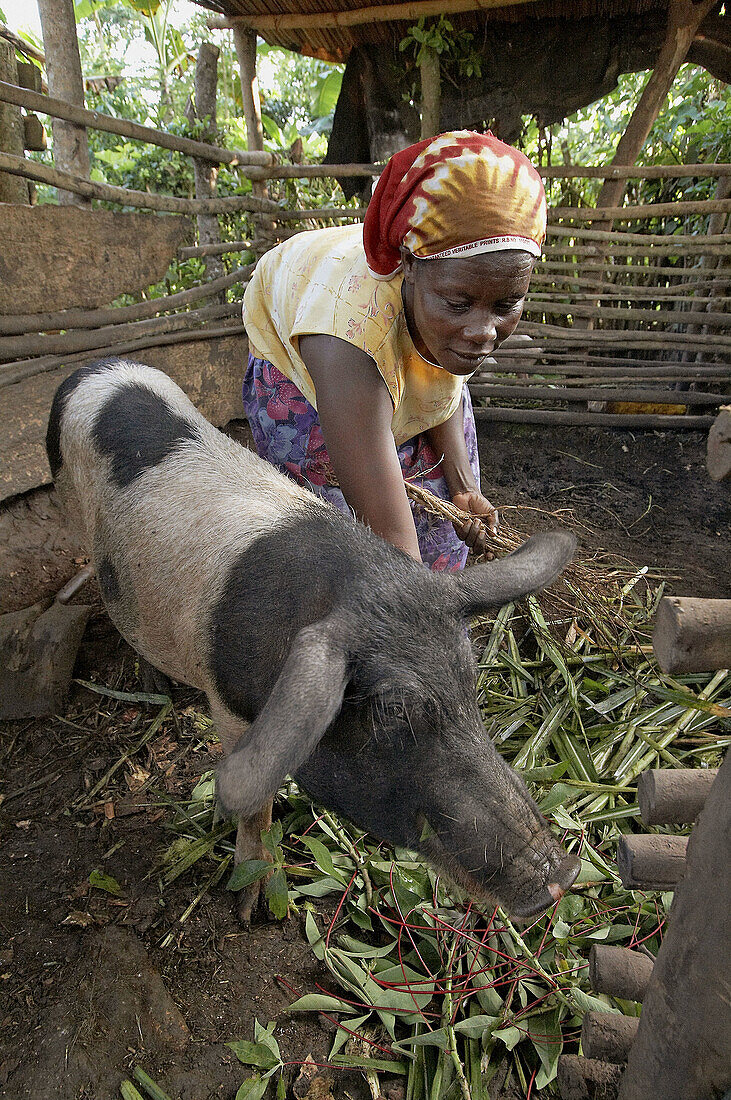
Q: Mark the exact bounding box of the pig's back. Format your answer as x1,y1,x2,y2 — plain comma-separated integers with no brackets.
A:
48,358,328,688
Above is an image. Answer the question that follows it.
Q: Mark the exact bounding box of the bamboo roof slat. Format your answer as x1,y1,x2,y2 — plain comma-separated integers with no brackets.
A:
212,0,543,32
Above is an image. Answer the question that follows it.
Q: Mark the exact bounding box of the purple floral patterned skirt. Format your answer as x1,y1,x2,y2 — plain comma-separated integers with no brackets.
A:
242,354,480,572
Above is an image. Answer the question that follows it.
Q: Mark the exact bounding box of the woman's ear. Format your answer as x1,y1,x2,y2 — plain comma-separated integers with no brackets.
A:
400,246,416,284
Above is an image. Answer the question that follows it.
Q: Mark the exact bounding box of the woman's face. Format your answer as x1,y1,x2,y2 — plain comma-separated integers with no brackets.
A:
401,249,534,376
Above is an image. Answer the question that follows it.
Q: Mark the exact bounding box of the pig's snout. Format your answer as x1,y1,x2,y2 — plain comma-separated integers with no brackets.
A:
510,851,582,918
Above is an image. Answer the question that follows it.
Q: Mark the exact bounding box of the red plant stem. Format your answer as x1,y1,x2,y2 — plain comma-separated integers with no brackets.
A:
326,866,359,948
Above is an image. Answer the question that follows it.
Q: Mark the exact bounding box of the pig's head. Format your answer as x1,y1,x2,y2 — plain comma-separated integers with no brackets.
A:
216,529,581,917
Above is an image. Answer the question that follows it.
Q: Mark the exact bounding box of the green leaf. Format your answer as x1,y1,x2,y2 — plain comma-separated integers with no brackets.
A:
453,1014,499,1038
300,835,338,878
293,877,345,898
262,821,284,858
527,1009,562,1089
330,1055,407,1074
329,1013,370,1059
570,989,621,1015
288,994,357,1013
313,69,343,118
392,1027,449,1052
492,1025,522,1051
227,860,271,892
227,1042,280,1071
575,858,609,885
235,1075,269,1100
539,782,576,813
305,910,326,960
265,868,289,920
88,869,123,896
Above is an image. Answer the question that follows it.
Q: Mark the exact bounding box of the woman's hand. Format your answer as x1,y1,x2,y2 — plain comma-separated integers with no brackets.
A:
451,489,499,557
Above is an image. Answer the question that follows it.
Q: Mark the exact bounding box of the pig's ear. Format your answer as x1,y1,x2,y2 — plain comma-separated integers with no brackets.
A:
216,619,348,819
452,531,577,615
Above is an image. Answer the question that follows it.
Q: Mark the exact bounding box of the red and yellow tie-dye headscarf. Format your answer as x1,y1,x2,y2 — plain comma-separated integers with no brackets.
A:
363,130,546,280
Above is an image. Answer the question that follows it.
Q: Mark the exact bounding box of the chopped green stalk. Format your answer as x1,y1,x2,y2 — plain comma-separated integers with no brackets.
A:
131,1067,176,1100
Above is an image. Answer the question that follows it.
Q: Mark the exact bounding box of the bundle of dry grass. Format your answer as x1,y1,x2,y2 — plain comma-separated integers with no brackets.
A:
403,480,654,641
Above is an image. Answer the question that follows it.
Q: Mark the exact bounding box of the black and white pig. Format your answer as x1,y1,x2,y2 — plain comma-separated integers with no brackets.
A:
47,358,581,922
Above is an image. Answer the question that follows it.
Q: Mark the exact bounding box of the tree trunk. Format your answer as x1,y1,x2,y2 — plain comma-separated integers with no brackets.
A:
577,0,717,334
232,26,273,254
232,26,264,154
37,0,90,207
190,42,225,287
0,39,30,203
419,45,441,140
596,0,718,214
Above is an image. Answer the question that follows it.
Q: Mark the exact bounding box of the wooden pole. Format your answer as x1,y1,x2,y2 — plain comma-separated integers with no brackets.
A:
575,0,717,337
707,405,731,482
0,263,255,337
37,0,91,207
581,1013,639,1064
0,321,245,390
0,41,29,203
213,0,558,32
618,759,731,1100
189,43,225,287
0,81,274,166
556,1055,623,1099
0,151,280,214
0,302,239,361
468,384,729,406
595,0,719,216
616,834,688,890
588,946,654,1002
232,26,264,154
637,769,719,826
231,26,273,252
472,410,715,430
419,44,441,140
652,596,731,674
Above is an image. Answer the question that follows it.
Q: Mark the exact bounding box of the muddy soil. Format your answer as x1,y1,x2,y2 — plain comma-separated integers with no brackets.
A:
477,422,729,599
0,422,728,1100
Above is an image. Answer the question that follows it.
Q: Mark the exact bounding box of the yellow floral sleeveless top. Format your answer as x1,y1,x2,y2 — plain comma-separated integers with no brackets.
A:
242,224,466,446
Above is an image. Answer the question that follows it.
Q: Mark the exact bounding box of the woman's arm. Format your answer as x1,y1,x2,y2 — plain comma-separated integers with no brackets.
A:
299,333,422,561
425,401,499,555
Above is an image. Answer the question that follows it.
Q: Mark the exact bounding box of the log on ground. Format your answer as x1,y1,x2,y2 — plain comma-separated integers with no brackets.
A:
637,768,719,825
588,946,654,1002
581,1012,639,1064
652,596,731,674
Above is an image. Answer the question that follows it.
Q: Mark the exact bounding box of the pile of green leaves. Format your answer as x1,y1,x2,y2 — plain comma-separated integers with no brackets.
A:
158,576,729,1098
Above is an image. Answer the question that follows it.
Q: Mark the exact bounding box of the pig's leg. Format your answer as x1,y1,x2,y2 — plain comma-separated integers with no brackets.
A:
235,799,273,924
137,655,172,697
210,699,272,924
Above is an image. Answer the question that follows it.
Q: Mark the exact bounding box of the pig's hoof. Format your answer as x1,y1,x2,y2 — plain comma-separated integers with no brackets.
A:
236,881,265,927
138,657,172,697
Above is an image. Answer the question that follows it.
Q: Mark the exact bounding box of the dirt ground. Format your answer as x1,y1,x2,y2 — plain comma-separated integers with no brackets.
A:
0,421,728,1100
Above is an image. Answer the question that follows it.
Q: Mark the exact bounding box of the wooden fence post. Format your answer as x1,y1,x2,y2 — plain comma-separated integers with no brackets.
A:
0,39,29,203
232,25,273,253
37,0,90,207
419,45,441,140
617,758,731,1100
189,42,225,287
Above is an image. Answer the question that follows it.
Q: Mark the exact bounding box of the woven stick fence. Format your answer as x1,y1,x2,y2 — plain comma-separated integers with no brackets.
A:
1,77,729,427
